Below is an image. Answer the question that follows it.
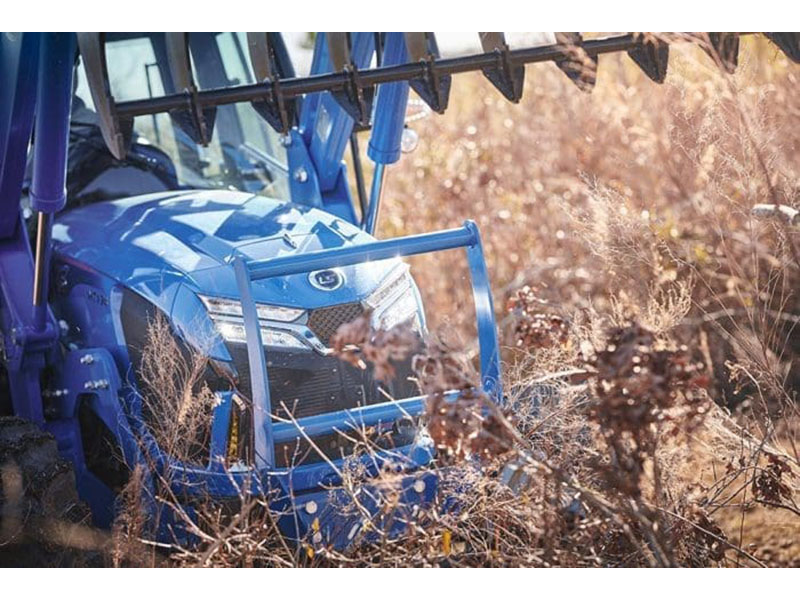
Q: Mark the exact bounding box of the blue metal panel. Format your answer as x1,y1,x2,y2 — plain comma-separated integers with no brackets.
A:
209,392,233,470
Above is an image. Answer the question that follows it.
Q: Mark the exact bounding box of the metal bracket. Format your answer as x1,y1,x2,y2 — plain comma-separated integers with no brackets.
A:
246,32,298,133
479,32,524,102
554,33,597,92
164,33,216,146
627,33,670,83
404,33,452,113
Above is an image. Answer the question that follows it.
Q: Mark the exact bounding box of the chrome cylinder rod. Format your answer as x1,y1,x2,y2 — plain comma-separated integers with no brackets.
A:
32,212,53,330
363,162,387,235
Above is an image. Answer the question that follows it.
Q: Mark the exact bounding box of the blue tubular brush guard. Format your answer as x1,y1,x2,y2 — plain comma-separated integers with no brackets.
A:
233,220,501,473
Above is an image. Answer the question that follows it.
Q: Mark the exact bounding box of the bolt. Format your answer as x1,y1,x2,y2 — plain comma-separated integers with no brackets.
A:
293,167,308,183
279,134,292,147
84,381,96,390
305,500,318,515
95,379,109,390
80,354,95,365
413,479,426,494
312,531,323,544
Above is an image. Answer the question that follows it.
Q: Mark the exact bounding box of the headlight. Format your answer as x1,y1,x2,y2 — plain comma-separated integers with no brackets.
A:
365,266,422,331
199,295,308,350
365,265,412,310
198,295,304,322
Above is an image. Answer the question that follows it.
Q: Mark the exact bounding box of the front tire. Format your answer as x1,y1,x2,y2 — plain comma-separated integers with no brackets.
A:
0,417,91,565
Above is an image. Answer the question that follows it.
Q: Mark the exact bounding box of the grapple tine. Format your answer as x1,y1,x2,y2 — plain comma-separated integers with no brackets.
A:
627,33,669,83
164,33,216,146
403,32,451,113
246,32,298,133
247,32,274,80
765,33,800,63
554,32,596,92
403,32,428,63
325,32,350,72
479,32,525,102
75,33,132,160
704,33,739,73
325,32,375,127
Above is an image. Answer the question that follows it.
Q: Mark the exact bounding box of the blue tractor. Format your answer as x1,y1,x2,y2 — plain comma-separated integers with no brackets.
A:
0,32,797,553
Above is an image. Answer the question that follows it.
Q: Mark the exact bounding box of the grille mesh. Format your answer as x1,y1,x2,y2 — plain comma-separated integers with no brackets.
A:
307,302,364,346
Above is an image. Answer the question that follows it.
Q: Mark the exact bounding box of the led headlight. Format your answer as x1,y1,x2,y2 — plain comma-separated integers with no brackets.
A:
365,266,422,331
199,295,304,322
212,319,307,349
199,295,308,350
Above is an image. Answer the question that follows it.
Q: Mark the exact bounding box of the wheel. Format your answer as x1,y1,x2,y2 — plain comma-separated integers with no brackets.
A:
0,416,92,566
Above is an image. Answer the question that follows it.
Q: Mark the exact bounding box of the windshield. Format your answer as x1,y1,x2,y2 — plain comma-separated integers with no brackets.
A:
72,32,290,201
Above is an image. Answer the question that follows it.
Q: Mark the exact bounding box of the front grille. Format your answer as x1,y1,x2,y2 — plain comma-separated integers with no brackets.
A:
307,302,364,346
227,344,418,421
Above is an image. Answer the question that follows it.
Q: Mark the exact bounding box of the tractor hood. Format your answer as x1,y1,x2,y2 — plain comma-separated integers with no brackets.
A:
52,190,400,312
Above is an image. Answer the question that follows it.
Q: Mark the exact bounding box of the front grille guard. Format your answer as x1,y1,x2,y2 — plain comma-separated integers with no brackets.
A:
231,220,501,470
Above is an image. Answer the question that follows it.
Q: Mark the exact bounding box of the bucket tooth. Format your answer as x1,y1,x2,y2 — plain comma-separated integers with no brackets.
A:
554,33,596,92
765,32,800,63
627,33,669,83
479,32,525,102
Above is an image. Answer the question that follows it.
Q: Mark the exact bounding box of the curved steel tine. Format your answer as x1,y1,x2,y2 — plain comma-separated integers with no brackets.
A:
704,33,739,74
326,32,350,72
627,33,669,83
479,32,525,102
403,32,451,113
246,32,274,81
75,32,132,160
554,32,596,92
245,32,297,133
403,32,428,63
164,33,214,145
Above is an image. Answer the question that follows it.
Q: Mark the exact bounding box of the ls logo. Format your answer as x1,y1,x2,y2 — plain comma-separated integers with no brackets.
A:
309,269,344,291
